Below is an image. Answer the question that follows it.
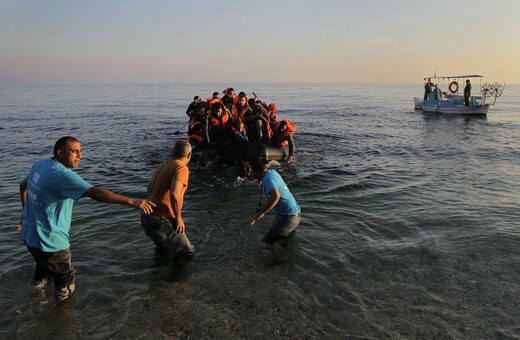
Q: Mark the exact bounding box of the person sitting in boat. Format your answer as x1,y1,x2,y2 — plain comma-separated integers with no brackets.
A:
231,92,249,124
187,120,206,146
234,93,250,122
222,87,236,110
246,98,272,144
186,96,203,117
424,78,434,100
205,102,233,144
203,92,221,114
230,119,249,144
187,104,208,146
205,102,235,164
272,120,296,162
267,103,280,128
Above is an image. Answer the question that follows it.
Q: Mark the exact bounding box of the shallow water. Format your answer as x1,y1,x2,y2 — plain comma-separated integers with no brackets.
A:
1,83,520,338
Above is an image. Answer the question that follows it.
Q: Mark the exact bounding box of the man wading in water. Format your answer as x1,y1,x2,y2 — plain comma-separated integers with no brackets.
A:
249,158,301,242
19,136,155,302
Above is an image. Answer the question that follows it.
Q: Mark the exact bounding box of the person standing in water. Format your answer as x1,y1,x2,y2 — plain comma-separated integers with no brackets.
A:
19,136,155,302
140,141,195,258
249,158,301,242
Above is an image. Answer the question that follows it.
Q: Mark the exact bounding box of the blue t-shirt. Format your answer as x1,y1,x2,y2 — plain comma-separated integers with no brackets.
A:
262,169,301,216
21,158,92,252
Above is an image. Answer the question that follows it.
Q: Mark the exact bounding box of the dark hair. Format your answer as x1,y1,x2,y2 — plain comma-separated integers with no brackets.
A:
53,136,79,155
250,157,267,174
248,98,256,107
238,92,246,97
194,96,199,101
211,102,225,116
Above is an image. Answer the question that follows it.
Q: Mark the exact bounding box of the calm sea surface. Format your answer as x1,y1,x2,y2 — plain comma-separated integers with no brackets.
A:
1,83,519,338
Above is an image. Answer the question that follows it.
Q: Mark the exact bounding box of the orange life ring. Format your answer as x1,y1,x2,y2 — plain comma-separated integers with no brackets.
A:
449,81,459,94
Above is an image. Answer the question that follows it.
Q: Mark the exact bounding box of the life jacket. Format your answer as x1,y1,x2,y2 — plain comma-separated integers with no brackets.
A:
238,107,250,123
248,113,273,143
208,111,231,132
230,104,240,121
205,98,223,115
268,103,277,114
267,103,279,126
188,121,206,145
273,120,296,147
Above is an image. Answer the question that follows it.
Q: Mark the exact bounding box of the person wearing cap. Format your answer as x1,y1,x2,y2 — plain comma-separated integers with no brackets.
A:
464,79,472,106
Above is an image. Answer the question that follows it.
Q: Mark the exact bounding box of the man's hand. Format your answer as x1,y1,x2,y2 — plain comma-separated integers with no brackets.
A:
250,212,265,226
132,199,155,214
175,216,186,234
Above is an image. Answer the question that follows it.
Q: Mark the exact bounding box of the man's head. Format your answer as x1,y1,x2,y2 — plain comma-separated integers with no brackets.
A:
278,120,288,133
466,79,470,83
250,157,267,179
212,92,220,99
53,136,82,169
172,141,192,160
234,119,245,132
211,102,224,117
238,96,247,107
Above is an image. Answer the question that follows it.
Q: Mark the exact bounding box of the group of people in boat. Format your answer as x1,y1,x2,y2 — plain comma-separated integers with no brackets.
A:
185,87,296,163
424,78,472,106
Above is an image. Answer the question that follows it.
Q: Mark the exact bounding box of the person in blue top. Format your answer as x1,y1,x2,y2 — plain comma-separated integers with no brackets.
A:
249,158,301,242
18,136,155,302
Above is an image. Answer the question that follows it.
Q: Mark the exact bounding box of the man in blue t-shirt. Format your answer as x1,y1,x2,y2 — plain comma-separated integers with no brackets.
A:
249,158,301,242
19,136,155,302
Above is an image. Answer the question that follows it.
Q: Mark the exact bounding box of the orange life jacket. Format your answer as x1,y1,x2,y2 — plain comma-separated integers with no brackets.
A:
248,113,273,143
188,121,206,144
238,107,250,123
230,104,240,121
273,120,296,146
206,98,223,113
208,111,231,132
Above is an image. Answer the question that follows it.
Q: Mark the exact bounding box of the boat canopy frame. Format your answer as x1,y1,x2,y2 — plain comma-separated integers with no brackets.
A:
423,74,484,98
422,74,505,105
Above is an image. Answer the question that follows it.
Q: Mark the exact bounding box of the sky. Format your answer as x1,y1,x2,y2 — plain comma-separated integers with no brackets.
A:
1,0,519,85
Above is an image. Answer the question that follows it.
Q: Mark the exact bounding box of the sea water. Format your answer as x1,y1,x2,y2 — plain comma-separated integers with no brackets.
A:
1,83,519,338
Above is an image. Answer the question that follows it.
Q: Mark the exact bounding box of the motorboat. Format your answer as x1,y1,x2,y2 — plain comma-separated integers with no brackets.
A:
414,74,504,115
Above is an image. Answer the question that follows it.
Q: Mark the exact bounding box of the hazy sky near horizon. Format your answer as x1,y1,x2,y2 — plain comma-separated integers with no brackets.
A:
1,0,519,85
